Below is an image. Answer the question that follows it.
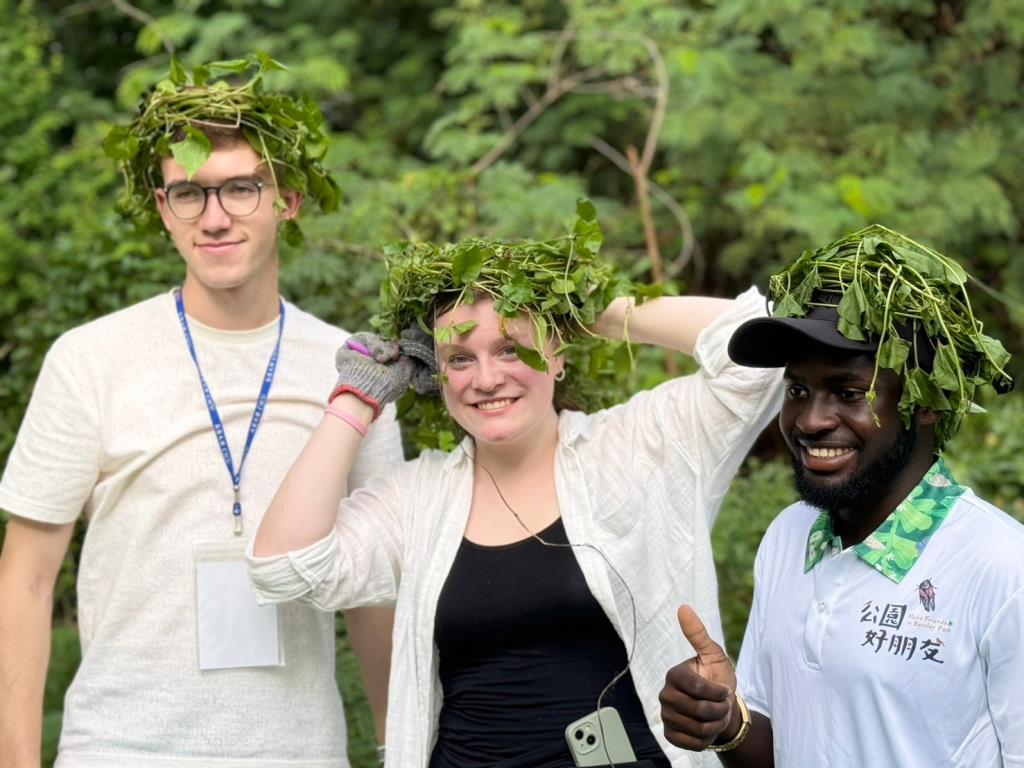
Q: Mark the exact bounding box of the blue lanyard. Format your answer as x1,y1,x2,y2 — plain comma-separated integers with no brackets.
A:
174,288,285,535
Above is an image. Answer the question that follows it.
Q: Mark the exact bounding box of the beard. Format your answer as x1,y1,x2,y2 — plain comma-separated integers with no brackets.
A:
790,419,918,515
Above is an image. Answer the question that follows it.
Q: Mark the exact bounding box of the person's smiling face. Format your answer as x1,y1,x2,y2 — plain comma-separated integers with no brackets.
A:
433,297,563,449
155,141,300,300
780,350,918,516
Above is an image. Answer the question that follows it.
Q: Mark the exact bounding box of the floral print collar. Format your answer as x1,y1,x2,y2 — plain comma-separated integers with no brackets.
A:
804,459,966,583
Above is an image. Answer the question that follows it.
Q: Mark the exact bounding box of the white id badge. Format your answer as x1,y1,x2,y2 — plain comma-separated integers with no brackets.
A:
193,539,282,671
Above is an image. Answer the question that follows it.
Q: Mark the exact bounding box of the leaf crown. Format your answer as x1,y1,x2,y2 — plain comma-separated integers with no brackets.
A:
374,199,644,450
102,52,340,246
768,224,1014,447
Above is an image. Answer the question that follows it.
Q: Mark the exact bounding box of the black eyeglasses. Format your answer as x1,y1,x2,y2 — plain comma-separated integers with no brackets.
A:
163,178,265,220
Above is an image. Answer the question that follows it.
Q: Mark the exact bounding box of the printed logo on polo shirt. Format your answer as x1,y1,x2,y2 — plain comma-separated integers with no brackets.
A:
858,583,952,665
917,578,937,611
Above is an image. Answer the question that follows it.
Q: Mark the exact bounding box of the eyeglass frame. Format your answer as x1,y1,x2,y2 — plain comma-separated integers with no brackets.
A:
161,177,267,221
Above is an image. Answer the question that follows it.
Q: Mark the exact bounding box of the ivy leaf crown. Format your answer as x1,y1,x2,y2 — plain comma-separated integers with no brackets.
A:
102,51,341,246
767,224,1014,447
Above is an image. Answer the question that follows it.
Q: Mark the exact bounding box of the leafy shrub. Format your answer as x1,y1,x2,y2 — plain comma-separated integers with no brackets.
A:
945,391,1024,523
713,456,798,656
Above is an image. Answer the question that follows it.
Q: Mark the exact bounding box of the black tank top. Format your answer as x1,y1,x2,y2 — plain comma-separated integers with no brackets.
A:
430,518,669,767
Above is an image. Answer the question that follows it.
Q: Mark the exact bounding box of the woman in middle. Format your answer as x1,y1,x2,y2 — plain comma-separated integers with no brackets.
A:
249,215,781,767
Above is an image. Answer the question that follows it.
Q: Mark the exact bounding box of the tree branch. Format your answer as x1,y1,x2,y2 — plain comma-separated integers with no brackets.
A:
588,136,703,286
546,24,576,90
637,35,669,175
469,66,601,177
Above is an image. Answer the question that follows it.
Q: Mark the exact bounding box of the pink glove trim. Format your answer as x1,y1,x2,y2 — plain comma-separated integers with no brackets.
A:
324,404,369,436
328,385,382,420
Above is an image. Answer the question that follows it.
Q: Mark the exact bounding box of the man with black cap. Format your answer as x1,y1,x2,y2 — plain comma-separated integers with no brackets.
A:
657,226,1023,767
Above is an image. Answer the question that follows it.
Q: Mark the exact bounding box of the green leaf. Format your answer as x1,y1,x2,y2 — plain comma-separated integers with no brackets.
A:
890,244,948,281
207,58,252,77
192,64,210,86
169,57,187,86
877,337,910,370
451,245,484,285
908,368,951,410
837,316,868,342
572,198,603,255
575,198,597,222
515,345,548,371
101,127,137,160
837,281,865,328
978,334,1011,370
551,277,574,294
169,127,212,180
932,342,961,391
773,294,804,318
791,268,821,306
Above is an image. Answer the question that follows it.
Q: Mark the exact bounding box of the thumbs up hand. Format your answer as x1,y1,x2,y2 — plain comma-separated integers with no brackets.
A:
659,604,741,750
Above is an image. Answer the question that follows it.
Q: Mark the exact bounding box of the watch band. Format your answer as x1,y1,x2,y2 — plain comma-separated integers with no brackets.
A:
706,691,751,752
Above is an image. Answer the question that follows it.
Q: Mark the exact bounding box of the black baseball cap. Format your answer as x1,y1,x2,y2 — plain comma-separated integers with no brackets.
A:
729,292,879,368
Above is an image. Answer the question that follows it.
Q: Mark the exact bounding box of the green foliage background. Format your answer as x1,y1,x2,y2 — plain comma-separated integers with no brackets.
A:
1,0,1022,765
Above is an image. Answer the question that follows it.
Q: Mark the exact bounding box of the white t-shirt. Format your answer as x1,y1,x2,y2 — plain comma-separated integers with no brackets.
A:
0,291,403,768
737,490,1024,767
249,287,784,766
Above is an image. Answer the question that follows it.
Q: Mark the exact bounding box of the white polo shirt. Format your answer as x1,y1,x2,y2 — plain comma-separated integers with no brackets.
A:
736,463,1024,767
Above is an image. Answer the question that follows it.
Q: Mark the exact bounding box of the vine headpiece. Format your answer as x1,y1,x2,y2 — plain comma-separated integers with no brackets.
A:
103,52,340,245
730,224,1013,447
374,200,647,450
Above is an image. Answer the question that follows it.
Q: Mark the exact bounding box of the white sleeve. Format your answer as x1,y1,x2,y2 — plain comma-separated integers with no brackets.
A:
591,287,782,526
347,401,404,492
981,583,1024,766
686,287,783,521
0,335,100,523
735,537,772,719
247,470,406,610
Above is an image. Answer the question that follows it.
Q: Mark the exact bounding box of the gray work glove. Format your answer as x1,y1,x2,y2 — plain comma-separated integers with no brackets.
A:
398,326,439,394
330,332,413,419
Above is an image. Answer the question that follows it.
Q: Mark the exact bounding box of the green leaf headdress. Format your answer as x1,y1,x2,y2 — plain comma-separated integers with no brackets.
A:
103,51,340,246
374,199,642,450
768,224,1014,447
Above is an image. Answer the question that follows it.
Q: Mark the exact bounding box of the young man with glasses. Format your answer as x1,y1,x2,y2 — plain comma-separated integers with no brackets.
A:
0,59,402,767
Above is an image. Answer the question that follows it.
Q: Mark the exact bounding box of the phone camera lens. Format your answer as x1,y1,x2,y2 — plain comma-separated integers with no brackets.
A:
586,735,597,746
574,729,584,740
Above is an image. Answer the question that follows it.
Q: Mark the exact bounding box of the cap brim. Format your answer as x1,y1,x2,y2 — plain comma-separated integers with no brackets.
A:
728,315,877,367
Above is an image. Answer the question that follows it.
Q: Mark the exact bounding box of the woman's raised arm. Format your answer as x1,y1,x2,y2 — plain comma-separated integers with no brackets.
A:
592,294,735,356
252,333,418,557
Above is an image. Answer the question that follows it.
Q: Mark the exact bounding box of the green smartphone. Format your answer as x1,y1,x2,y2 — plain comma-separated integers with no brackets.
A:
564,706,638,766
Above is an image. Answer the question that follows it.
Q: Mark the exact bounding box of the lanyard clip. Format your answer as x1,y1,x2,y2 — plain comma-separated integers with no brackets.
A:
232,485,242,536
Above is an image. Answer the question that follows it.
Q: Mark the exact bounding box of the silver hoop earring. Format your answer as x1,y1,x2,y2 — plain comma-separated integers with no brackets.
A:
554,369,566,382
